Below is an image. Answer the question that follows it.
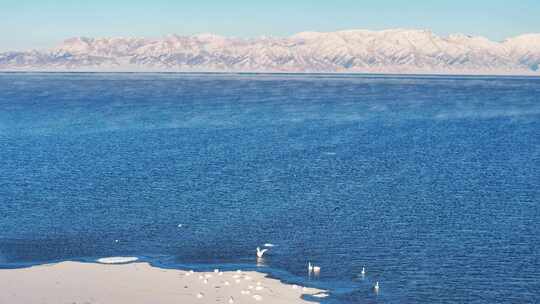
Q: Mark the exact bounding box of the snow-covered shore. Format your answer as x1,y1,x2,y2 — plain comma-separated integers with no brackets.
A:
0,260,327,304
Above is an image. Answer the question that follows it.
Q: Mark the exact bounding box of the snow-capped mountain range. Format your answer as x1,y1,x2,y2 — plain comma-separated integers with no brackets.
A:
2,29,540,74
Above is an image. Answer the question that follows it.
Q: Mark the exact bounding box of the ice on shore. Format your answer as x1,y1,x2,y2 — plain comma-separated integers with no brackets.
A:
97,256,139,264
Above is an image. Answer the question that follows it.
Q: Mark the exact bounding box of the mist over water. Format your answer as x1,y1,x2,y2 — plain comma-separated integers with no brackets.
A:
0,73,539,303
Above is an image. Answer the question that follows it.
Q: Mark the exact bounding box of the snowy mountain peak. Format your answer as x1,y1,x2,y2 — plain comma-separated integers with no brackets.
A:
193,33,226,41
291,31,325,40
504,34,540,50
59,37,93,52
2,29,540,74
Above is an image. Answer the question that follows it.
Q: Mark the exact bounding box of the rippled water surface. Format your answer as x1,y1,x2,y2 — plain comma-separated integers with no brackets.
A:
0,73,539,303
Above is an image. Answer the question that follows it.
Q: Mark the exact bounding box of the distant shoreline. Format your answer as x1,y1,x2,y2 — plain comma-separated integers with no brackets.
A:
1,70,540,78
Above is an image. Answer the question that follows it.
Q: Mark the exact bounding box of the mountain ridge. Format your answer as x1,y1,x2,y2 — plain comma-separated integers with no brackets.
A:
1,29,540,74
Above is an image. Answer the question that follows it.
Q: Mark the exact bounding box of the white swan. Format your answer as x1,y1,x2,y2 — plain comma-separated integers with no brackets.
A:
374,281,380,292
361,266,366,276
256,247,268,258
308,262,313,273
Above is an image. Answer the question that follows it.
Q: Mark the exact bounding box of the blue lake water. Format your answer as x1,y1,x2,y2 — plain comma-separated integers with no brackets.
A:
0,73,539,303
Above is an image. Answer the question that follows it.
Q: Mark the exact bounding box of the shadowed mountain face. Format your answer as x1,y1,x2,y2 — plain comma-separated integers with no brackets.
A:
1,29,540,74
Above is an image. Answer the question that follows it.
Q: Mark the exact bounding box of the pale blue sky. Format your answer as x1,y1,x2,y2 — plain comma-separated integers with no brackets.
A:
1,0,539,51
